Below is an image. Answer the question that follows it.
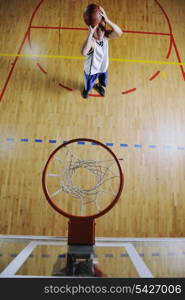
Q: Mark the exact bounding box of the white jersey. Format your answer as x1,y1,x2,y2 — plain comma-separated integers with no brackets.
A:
84,36,109,75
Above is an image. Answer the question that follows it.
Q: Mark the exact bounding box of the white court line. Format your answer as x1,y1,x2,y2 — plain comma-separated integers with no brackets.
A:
1,235,185,242
125,243,154,278
96,237,185,242
0,234,67,241
0,241,37,276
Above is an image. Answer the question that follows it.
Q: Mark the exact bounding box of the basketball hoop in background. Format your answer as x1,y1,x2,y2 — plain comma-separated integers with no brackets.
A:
42,138,124,246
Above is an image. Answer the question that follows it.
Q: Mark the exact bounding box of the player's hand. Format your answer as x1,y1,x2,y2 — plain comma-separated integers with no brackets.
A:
99,6,109,22
89,24,98,34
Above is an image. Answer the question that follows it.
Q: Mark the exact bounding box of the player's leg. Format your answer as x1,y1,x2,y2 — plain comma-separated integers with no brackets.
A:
82,72,98,99
94,72,108,96
99,72,108,87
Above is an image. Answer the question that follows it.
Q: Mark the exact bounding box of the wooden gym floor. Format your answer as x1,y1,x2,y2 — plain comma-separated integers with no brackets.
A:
0,0,185,239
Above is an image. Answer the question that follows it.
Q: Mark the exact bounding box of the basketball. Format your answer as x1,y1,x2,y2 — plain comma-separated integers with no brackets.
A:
83,4,102,27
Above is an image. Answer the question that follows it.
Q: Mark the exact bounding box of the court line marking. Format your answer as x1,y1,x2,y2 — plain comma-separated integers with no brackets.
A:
36,62,47,74
1,234,185,242
149,70,161,81
0,52,185,66
125,243,154,278
6,251,182,258
122,88,137,95
4,138,185,150
31,26,171,36
58,83,73,91
0,241,37,276
155,0,185,80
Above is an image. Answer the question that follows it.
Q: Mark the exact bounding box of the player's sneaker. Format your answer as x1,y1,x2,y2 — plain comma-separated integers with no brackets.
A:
94,83,105,96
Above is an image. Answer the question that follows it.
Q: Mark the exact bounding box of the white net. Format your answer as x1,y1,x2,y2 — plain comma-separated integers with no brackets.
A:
47,144,123,216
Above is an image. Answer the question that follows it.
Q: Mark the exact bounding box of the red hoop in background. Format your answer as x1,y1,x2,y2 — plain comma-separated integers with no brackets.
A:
42,138,124,245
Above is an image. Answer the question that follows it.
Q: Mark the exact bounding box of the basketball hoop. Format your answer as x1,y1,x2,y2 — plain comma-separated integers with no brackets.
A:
42,138,124,245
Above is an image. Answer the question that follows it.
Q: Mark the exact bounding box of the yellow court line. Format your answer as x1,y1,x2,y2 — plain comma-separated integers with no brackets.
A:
0,52,184,65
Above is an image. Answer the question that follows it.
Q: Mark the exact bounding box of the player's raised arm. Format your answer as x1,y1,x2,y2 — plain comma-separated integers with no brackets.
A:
99,6,123,39
81,25,98,56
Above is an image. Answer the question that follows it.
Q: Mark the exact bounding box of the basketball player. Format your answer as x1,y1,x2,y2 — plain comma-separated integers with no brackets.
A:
81,6,123,98
52,253,106,277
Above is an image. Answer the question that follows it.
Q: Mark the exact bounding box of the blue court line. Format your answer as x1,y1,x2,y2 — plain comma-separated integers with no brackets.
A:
3,138,185,151
120,253,144,257
49,140,57,143
58,254,66,258
134,144,142,148
6,251,185,260
77,141,85,145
